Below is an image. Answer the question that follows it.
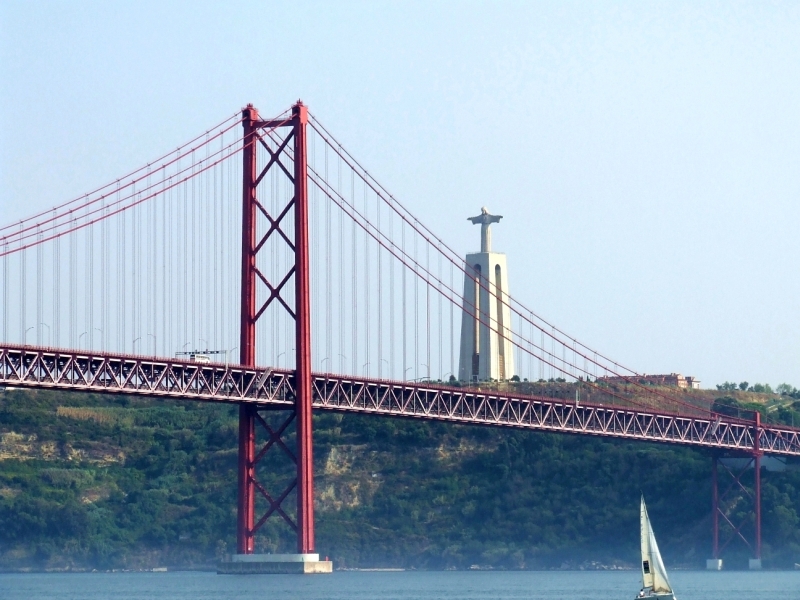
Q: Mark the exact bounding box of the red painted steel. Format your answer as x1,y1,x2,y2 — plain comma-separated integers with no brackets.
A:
237,403,256,553
237,104,260,554
240,104,260,367
754,411,762,560
711,422,763,563
3,344,799,457
291,102,315,554
232,101,315,555
711,456,719,559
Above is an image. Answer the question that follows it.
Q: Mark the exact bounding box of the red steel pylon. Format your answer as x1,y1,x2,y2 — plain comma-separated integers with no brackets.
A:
711,412,762,563
236,102,314,555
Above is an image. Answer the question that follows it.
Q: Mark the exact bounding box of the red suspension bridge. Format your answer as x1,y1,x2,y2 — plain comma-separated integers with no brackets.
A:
1,101,798,569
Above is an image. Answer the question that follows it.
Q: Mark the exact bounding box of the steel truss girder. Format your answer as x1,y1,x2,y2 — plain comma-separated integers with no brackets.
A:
0,344,291,404
3,344,799,457
310,377,800,456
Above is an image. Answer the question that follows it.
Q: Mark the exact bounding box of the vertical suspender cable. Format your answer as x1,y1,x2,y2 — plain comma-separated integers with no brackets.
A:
191,149,196,350
377,187,382,378
529,312,534,382
100,197,108,352
53,211,60,347
148,165,154,355
414,222,418,380
539,330,544,381
132,189,138,352
36,226,42,345
20,232,26,343
122,205,127,352
218,136,224,356
351,170,357,375
437,243,441,380
87,206,94,349
402,221,406,380
325,138,333,370
425,242,431,379
167,176,173,355
338,149,344,373
162,170,168,357
450,259,454,381
182,152,188,350
213,140,219,352
389,208,394,380
363,182,369,376
101,197,106,350
203,137,209,352
70,216,76,347
2,238,7,343
116,185,121,351
312,133,319,367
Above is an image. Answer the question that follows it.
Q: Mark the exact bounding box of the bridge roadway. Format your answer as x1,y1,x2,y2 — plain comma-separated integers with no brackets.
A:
2,344,799,457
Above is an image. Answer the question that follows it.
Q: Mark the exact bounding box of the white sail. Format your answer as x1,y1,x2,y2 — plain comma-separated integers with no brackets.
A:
640,497,672,594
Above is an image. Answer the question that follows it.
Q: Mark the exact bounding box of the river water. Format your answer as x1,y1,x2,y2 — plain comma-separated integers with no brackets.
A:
0,569,796,599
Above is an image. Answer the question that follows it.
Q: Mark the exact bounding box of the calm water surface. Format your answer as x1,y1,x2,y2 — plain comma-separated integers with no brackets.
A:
0,570,796,600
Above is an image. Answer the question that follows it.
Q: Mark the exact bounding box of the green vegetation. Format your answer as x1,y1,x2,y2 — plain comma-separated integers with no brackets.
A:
1,386,799,571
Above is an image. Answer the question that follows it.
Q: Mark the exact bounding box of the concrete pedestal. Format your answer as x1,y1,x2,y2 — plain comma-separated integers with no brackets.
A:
706,559,723,570
217,553,333,574
749,558,762,570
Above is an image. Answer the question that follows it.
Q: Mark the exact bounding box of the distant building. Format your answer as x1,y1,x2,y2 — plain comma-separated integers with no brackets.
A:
599,373,700,389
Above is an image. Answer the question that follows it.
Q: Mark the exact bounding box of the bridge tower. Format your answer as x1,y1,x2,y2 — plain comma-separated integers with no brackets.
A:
220,101,331,574
458,207,515,382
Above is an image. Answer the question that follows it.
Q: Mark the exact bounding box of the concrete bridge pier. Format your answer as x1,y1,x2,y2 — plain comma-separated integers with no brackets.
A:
218,554,332,575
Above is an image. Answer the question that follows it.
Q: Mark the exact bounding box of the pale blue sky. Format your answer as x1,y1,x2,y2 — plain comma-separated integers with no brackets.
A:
1,1,799,387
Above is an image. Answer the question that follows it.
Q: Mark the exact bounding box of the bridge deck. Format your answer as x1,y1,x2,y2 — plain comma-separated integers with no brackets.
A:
2,344,799,457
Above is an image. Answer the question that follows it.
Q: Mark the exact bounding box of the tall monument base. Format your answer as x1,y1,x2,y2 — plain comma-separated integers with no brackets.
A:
217,553,332,574
458,208,515,383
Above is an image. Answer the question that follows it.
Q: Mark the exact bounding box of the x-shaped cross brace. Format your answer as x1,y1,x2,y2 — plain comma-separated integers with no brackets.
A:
249,411,299,534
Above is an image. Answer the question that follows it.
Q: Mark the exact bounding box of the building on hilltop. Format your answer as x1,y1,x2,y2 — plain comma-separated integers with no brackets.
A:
599,373,701,389
458,207,515,382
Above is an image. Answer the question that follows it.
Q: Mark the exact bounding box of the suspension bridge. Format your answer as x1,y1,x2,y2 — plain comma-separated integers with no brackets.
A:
1,101,798,571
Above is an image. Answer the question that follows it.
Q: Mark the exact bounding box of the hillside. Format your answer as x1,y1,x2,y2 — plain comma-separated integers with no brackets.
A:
0,386,799,572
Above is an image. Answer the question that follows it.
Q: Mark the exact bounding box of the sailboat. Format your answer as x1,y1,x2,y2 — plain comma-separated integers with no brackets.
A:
635,497,676,600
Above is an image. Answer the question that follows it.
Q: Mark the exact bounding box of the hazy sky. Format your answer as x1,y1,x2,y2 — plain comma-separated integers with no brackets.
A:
1,1,799,388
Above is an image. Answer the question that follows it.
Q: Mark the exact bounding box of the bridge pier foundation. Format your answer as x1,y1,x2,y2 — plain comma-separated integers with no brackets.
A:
706,559,723,570
218,554,332,575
